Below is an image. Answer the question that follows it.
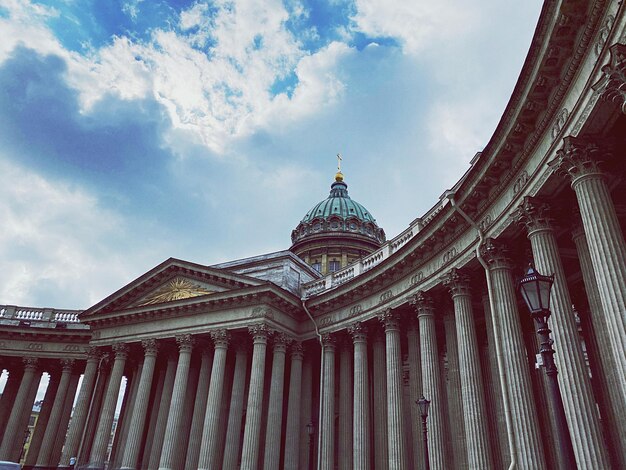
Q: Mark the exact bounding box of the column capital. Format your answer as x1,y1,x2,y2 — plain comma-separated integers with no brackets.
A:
512,196,556,235
321,333,337,350
378,308,401,331
176,334,194,353
409,290,435,317
481,238,514,270
441,268,472,297
60,359,75,372
210,329,230,348
290,341,304,360
248,323,269,344
86,346,102,361
272,331,291,352
112,343,129,359
141,338,159,357
548,135,609,183
348,322,368,343
593,42,626,114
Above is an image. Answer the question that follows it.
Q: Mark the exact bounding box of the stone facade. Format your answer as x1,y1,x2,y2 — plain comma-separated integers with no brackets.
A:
1,1,626,469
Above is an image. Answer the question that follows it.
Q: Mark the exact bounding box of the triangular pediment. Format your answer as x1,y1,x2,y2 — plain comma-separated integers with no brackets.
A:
81,258,265,318
129,276,222,307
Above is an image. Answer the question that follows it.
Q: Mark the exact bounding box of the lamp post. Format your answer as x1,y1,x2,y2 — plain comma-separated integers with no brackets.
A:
306,422,315,470
417,395,431,470
518,265,577,470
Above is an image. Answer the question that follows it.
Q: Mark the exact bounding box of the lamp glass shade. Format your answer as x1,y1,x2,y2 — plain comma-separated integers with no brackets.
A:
518,266,553,314
417,396,430,418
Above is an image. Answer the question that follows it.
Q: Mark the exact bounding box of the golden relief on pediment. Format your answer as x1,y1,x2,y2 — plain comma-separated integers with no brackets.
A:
139,278,216,306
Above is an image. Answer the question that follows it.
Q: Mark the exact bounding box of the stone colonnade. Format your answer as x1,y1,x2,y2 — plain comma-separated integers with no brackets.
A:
0,135,625,469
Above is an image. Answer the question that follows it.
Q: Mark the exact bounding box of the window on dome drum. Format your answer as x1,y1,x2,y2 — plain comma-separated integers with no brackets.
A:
312,262,321,273
329,260,341,272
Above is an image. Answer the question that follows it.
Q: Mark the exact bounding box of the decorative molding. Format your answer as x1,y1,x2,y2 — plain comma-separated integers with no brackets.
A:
551,108,569,140
593,42,626,114
511,196,555,234
141,338,159,356
594,14,615,56
210,329,230,348
441,268,472,297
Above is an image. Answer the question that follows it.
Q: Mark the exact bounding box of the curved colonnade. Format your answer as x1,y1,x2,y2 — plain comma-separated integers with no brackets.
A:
1,1,626,469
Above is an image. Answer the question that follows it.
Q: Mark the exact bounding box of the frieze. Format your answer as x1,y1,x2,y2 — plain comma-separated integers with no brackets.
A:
512,171,529,195
441,247,458,266
379,290,393,303
249,306,275,319
594,15,615,56
349,304,362,316
410,271,424,285
551,108,569,140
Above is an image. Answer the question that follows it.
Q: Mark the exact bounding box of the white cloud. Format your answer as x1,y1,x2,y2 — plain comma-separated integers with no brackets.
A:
0,160,157,308
351,0,476,53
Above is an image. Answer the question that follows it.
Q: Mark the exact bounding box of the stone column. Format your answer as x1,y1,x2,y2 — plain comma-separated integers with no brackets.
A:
263,332,289,470
481,239,546,469
240,324,269,470
25,366,60,467
378,310,407,470
348,323,370,470
443,269,493,469
78,356,110,466
284,342,304,470
550,136,626,414
338,338,353,470
120,340,158,470
481,294,508,467
159,335,194,470
371,328,388,469
222,342,248,470
409,292,448,470
406,320,424,470
572,224,626,466
0,357,38,460
298,352,313,470
147,352,177,470
52,372,80,465
197,329,229,470
60,348,100,467
0,366,23,443
185,345,213,470
89,343,128,469
442,308,466,469
514,196,611,469
319,333,336,470
36,359,75,466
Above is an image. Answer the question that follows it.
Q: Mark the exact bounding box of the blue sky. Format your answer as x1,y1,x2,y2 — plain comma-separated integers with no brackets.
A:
0,0,543,309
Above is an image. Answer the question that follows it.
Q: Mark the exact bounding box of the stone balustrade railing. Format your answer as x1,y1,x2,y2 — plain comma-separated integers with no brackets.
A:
0,304,84,326
302,201,441,298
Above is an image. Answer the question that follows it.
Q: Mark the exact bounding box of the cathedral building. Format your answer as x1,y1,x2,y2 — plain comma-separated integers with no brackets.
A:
1,1,626,469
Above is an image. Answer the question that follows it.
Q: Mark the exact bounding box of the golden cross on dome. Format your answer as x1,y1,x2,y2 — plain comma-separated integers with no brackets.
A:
337,153,342,172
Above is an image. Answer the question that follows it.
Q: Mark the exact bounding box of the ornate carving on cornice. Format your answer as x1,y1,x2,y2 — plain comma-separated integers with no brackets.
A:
348,322,367,342
441,268,472,297
593,42,626,113
480,238,513,270
549,135,608,182
378,308,401,331
176,334,194,353
511,196,555,234
594,15,615,56
210,329,230,348
551,108,569,140
112,343,129,360
141,339,159,357
249,306,275,319
408,291,434,317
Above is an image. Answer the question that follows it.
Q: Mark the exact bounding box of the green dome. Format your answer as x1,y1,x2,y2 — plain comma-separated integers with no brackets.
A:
291,177,385,246
301,181,377,224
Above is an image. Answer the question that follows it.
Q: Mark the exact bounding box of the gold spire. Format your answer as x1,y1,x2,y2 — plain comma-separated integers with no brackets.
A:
335,153,344,182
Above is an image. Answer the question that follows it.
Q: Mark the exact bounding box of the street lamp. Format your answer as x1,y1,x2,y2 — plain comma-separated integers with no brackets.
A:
417,395,431,470
306,422,315,470
518,265,576,470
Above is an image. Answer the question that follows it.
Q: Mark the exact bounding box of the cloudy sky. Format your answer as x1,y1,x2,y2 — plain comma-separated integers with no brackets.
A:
0,0,542,309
